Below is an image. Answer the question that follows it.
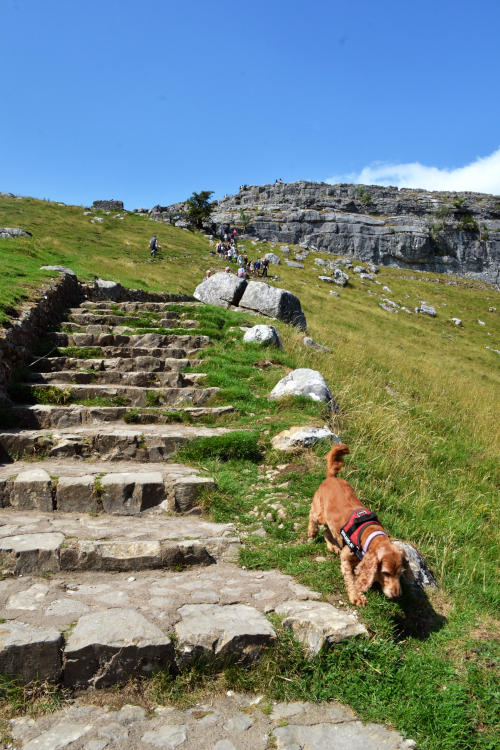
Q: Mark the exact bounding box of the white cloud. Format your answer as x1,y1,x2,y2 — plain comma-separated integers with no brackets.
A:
327,148,500,195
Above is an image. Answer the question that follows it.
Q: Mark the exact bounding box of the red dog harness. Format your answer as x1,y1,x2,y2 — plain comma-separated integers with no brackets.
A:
340,508,387,560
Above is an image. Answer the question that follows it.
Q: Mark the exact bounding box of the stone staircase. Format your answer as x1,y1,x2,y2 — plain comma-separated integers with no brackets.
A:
0,295,365,701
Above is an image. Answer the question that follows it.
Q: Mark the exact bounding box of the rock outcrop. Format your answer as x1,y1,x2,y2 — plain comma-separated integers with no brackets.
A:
209,182,500,283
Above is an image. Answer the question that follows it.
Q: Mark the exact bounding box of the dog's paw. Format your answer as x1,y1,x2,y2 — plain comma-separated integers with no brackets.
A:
350,591,367,607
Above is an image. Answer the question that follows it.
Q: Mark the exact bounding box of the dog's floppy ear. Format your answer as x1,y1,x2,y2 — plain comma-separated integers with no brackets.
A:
402,551,415,582
355,551,378,592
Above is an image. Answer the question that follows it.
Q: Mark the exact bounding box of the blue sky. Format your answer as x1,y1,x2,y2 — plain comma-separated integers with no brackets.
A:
2,0,499,208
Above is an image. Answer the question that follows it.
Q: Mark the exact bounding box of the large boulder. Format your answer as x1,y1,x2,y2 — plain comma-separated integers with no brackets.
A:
269,368,333,404
0,227,32,238
243,324,282,348
95,279,123,301
193,272,247,308
238,281,306,329
264,252,281,265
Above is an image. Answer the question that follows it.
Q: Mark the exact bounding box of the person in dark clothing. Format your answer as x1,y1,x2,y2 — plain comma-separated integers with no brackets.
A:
261,258,269,277
149,236,159,259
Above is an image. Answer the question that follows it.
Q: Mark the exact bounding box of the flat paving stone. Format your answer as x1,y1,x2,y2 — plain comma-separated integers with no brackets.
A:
7,694,415,750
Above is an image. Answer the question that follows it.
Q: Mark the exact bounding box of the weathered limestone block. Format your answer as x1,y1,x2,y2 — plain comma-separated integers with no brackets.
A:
11,469,53,511
238,281,306,329
275,600,366,656
175,603,276,665
243,324,282,348
63,609,174,687
100,472,164,514
193,272,247,308
56,475,98,513
0,621,62,682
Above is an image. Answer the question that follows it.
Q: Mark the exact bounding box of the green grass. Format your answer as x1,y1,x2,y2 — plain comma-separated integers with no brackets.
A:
1,194,499,749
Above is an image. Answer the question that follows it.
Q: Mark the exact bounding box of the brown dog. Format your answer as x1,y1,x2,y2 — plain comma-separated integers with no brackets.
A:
308,444,412,607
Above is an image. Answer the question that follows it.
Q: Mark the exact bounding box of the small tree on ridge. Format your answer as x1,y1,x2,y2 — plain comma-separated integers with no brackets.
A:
186,191,215,229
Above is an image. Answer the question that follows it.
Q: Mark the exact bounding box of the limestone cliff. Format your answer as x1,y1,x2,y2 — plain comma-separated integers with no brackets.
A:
206,182,499,284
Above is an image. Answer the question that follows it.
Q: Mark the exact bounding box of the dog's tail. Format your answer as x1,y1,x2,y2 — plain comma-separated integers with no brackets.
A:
326,443,350,477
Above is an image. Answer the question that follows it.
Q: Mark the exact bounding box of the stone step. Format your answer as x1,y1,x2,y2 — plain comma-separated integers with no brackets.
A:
6,694,409,749
0,460,218,514
0,422,230,463
28,370,206,387
59,320,199,333
1,404,236,429
0,558,366,689
18,382,219,407
67,309,180,323
79,300,200,312
0,510,239,577
48,331,210,349
34,355,194,372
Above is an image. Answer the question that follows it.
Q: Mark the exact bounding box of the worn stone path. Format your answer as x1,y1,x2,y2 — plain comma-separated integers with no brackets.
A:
7,693,416,750
0,290,414,747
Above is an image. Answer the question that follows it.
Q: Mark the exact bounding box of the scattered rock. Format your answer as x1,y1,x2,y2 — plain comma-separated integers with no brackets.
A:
269,369,334,405
332,268,349,286
477,319,485,325
303,336,330,352
0,227,32,238
415,302,436,317
271,425,339,451
451,318,463,326
329,290,339,297
275,600,366,656
393,541,438,590
284,260,304,268
243,324,282,348
265,252,281,265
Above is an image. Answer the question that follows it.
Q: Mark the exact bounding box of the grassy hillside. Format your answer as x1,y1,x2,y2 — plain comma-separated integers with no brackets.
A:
1,194,499,749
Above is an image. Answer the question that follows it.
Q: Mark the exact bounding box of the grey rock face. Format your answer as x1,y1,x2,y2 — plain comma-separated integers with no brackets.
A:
63,608,174,687
269,368,333,404
238,281,306,329
265,252,281,265
211,181,500,283
275,600,366,656
0,621,62,682
243,324,282,348
175,603,276,664
193,272,247,308
0,227,32,238
56,475,97,513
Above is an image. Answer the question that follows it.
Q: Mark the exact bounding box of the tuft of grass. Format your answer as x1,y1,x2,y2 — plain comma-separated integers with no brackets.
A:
177,431,263,463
